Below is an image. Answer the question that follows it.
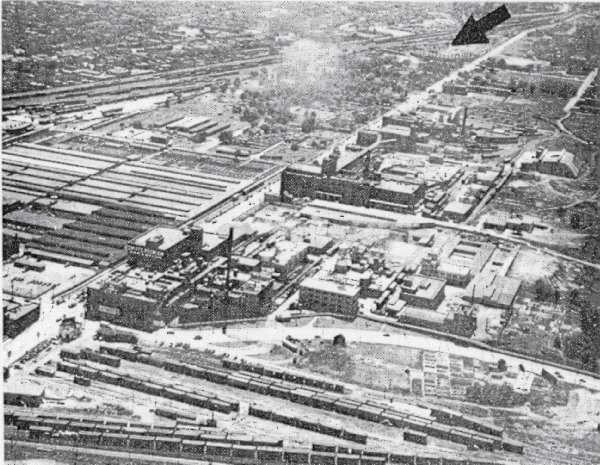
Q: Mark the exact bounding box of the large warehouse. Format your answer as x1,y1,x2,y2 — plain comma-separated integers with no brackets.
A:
520,148,582,178
281,154,425,214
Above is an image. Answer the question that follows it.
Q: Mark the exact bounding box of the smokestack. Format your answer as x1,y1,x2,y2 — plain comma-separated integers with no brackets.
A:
462,106,468,135
363,149,371,179
225,227,234,296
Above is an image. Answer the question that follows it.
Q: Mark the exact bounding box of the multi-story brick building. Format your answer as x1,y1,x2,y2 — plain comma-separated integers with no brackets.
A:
127,226,203,270
299,276,360,318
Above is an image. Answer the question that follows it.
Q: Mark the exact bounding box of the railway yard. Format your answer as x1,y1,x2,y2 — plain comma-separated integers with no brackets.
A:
5,317,600,465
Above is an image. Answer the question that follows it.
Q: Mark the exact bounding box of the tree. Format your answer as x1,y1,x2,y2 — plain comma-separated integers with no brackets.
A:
219,130,233,145
301,111,317,133
497,359,507,372
533,278,555,301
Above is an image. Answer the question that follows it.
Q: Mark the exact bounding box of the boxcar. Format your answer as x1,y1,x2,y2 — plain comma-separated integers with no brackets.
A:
60,348,80,360
404,430,428,446
361,457,387,465
310,451,336,465
283,449,310,464
415,454,442,465
79,431,102,446
102,432,128,448
155,436,181,453
389,452,416,464
502,438,524,455
232,444,257,459
129,434,155,452
337,454,361,465
256,446,284,461
29,425,53,440
205,441,233,458
181,439,206,457
74,375,91,386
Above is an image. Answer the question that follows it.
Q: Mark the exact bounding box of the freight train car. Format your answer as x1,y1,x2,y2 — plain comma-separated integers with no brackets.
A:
12,417,521,465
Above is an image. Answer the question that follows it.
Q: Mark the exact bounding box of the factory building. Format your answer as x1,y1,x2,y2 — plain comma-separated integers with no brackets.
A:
190,276,275,322
464,272,521,309
127,226,204,271
474,130,519,144
415,104,464,125
356,130,380,147
87,265,189,331
4,380,45,407
395,305,476,337
520,148,582,179
258,240,308,281
299,276,360,318
3,300,41,339
421,253,472,287
281,155,425,214
301,235,334,255
442,201,474,222
378,125,415,150
399,275,446,310
483,213,538,233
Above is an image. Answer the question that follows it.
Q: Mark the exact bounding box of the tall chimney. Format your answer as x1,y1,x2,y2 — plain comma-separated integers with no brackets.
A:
225,227,234,296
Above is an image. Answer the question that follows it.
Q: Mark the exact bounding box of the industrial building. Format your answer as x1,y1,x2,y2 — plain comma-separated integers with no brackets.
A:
399,275,446,310
258,240,309,281
415,104,464,125
464,272,521,309
3,300,41,339
483,213,539,233
421,253,472,287
395,305,477,337
442,201,474,222
420,237,495,290
86,264,189,331
298,276,361,318
520,147,582,178
190,276,275,322
4,380,45,407
281,151,425,214
127,226,204,270
473,130,519,144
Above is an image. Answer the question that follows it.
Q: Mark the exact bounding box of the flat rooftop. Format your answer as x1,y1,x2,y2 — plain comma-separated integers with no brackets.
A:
377,180,422,194
289,163,322,175
51,200,103,216
444,201,473,215
131,227,188,251
402,274,445,301
4,210,75,230
300,276,360,298
379,125,411,137
438,261,471,277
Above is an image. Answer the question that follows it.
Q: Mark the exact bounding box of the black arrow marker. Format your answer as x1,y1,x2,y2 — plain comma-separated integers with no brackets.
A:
452,5,511,46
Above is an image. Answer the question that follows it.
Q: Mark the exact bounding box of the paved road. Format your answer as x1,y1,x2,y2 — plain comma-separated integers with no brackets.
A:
556,67,598,145
316,19,566,169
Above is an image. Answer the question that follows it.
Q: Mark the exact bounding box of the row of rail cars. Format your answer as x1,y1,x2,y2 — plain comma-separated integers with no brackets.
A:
5,408,519,465
59,345,524,456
